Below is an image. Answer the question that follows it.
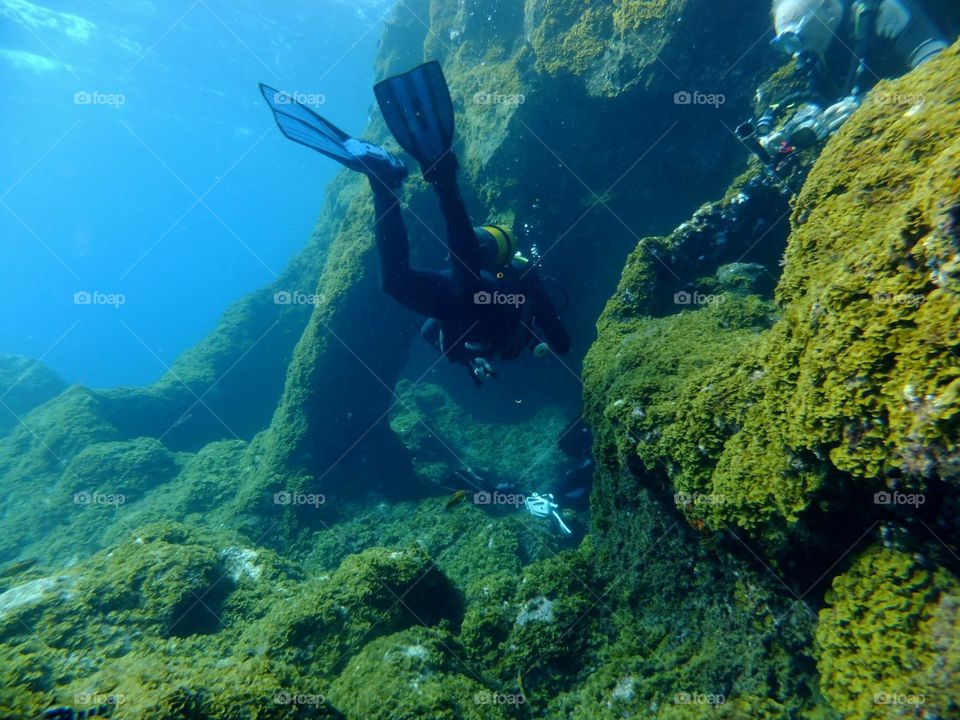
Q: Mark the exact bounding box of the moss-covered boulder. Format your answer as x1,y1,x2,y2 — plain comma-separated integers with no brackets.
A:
0,354,65,437
75,522,227,638
249,545,460,676
327,627,510,720
816,546,960,719
304,495,568,592
60,437,179,503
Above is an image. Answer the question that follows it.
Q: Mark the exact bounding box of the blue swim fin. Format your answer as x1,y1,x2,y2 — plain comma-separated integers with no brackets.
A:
259,83,407,187
374,61,455,170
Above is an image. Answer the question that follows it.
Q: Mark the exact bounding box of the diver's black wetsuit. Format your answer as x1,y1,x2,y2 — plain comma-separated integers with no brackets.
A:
369,154,570,372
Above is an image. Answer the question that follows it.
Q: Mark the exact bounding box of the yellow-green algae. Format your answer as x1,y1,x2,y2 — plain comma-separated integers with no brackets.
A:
584,44,960,548
326,627,511,720
816,546,960,719
525,0,685,78
0,521,460,718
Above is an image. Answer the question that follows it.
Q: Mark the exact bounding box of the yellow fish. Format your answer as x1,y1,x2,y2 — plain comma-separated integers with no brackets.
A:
445,490,470,511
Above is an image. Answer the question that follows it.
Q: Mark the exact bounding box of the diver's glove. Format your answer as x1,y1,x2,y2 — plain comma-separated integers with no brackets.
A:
820,95,863,135
524,492,573,535
469,357,497,385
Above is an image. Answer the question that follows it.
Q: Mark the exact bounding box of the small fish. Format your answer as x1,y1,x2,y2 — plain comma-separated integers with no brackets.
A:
445,489,470,511
40,702,114,720
0,557,38,578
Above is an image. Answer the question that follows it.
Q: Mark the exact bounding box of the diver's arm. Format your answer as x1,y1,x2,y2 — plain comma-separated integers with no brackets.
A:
879,0,949,69
424,153,482,280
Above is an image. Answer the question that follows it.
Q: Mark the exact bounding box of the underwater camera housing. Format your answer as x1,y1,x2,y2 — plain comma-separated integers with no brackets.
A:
736,119,774,166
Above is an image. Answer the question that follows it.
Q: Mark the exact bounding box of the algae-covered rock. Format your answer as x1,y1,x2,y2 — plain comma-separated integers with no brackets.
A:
458,541,605,709
0,525,468,718
816,546,960,720
389,380,568,491
767,48,960,486
546,463,824,718
76,522,226,638
61,437,179,502
586,44,960,560
304,495,567,592
0,387,123,559
327,627,511,720
0,354,65,437
248,180,422,514
250,545,460,676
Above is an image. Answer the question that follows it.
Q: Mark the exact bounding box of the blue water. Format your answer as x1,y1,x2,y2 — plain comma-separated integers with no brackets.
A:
0,0,395,388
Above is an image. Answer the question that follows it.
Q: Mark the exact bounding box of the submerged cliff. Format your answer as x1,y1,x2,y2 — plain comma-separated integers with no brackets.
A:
0,1,959,718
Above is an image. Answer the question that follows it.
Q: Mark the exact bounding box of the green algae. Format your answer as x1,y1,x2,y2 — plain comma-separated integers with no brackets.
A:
529,1,612,78
816,546,960,719
62,437,179,504
0,523,462,719
612,0,676,35
0,4,956,720
327,627,510,720
585,46,960,553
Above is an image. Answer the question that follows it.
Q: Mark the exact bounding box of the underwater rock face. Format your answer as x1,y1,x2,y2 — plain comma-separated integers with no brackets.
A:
0,575,73,620
0,354,65,437
587,45,960,554
583,39,960,720
92,231,327,453
244,0,781,510
61,437,179,503
1,1,957,718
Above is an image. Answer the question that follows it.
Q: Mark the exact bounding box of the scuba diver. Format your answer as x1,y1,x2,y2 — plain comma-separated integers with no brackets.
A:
260,62,570,385
738,0,951,185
